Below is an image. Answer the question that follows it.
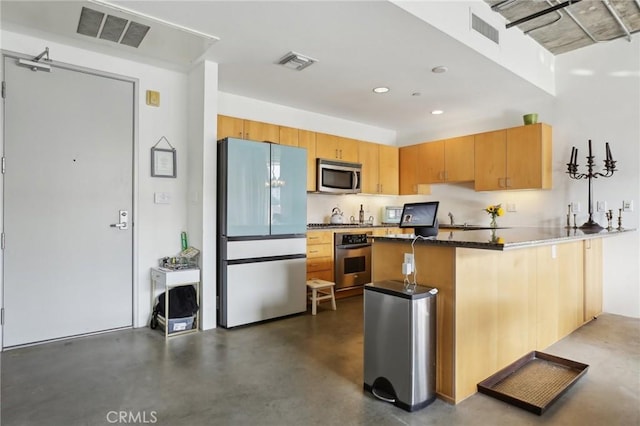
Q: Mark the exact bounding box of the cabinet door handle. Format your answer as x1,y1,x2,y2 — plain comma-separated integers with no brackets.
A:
309,250,319,254
498,178,505,188
506,177,512,188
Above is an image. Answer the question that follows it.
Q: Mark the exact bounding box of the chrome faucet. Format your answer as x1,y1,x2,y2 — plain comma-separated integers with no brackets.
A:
448,212,455,225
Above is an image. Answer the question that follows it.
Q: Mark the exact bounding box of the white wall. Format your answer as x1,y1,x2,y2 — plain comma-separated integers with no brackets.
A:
187,61,219,330
218,92,396,146
393,0,556,96
555,37,640,318
1,30,192,328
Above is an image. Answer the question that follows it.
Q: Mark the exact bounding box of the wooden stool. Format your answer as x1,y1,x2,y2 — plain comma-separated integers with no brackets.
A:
306,279,337,315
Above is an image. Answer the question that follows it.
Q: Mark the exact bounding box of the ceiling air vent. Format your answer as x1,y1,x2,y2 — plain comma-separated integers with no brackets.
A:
277,51,317,71
471,12,500,45
77,7,150,48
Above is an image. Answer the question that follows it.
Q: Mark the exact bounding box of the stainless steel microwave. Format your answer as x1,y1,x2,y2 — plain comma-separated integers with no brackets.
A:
317,158,362,194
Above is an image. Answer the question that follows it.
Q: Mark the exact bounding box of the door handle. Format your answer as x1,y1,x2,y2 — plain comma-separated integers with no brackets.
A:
110,210,129,230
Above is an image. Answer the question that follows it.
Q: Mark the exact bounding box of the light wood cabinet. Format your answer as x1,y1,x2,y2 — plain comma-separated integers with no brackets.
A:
279,126,299,146
399,145,431,195
412,136,475,184
217,115,244,140
371,227,403,236
535,242,584,350
583,238,603,321
316,133,359,162
418,141,445,183
359,142,399,195
217,115,280,143
243,120,280,143
359,141,379,194
306,230,334,282
298,130,317,192
378,145,399,195
444,135,475,182
474,123,552,191
373,237,599,404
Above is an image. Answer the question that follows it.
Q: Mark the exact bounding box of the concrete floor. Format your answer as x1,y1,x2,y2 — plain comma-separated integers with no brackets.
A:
2,296,639,426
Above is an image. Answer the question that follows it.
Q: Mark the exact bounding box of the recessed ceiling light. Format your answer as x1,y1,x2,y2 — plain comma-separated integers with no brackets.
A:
431,66,448,74
431,110,444,115
372,87,390,94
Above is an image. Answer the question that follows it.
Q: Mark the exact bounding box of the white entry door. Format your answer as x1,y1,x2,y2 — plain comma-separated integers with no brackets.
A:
2,56,134,347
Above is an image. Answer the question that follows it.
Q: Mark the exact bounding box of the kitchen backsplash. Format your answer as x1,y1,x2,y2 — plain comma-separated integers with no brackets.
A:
307,184,565,228
307,193,402,225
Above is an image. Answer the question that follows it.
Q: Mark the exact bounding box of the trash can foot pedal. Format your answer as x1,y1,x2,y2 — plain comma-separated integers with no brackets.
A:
369,377,397,403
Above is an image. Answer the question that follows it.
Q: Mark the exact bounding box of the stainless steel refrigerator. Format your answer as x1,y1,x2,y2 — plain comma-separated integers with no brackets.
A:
217,138,307,328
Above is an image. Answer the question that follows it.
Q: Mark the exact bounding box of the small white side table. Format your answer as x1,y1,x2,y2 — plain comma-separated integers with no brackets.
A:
150,267,200,338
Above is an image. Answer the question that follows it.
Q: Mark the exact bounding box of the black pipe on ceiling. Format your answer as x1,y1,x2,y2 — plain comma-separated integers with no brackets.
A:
505,0,583,29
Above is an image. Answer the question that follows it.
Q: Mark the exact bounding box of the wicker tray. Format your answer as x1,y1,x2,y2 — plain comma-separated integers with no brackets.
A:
477,351,589,415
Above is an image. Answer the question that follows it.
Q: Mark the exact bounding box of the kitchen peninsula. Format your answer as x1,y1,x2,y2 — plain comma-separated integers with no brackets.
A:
372,227,633,404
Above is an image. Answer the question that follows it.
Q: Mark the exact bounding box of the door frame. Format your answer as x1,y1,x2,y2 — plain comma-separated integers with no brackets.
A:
0,50,140,349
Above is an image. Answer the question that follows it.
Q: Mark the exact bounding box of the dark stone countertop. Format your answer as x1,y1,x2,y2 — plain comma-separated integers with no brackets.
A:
373,227,635,251
307,224,400,230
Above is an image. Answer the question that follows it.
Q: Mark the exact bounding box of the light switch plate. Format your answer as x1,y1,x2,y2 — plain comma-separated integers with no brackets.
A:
596,201,607,212
623,200,633,212
154,192,170,204
146,90,160,107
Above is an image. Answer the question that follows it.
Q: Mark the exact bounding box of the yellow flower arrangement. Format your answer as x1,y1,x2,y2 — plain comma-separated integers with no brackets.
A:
484,204,505,218
484,204,504,227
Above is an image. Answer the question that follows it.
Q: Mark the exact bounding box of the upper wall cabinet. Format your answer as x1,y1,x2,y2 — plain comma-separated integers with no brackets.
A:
217,115,280,143
279,126,299,146
379,144,399,195
359,142,399,195
399,145,431,195
217,115,244,140
298,130,317,192
417,135,475,184
445,136,475,182
316,133,359,163
474,123,552,191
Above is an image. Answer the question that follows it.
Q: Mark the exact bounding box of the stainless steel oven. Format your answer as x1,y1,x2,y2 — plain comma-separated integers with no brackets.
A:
334,232,372,290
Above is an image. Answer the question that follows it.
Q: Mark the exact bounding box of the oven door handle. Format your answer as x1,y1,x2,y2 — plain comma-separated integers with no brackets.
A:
336,243,371,250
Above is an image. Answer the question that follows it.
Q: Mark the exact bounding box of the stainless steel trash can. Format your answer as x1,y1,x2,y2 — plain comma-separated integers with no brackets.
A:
363,280,437,412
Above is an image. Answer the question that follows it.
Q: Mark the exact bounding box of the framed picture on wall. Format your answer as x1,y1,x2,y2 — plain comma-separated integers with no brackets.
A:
151,147,176,178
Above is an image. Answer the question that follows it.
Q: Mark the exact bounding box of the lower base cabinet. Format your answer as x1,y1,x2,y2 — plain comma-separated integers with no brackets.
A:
372,238,602,404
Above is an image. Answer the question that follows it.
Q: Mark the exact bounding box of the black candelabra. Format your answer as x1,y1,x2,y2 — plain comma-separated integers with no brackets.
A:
566,139,617,231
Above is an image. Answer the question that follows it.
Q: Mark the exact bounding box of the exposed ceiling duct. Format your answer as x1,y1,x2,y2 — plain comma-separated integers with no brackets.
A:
485,0,640,54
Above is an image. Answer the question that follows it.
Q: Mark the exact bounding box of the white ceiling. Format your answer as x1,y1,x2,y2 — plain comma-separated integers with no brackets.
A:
1,0,558,139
